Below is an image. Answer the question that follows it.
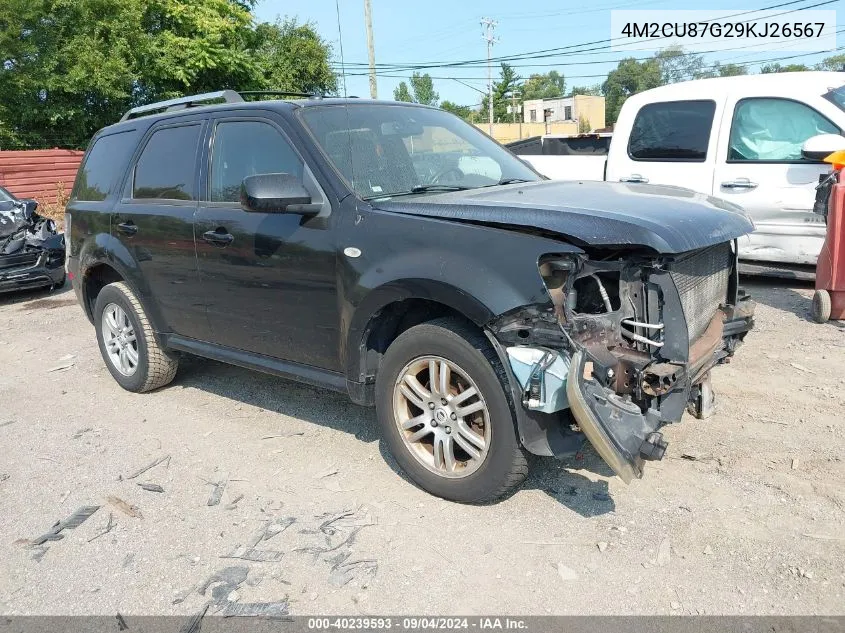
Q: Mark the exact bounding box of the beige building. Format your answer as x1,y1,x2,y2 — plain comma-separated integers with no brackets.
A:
522,95,605,131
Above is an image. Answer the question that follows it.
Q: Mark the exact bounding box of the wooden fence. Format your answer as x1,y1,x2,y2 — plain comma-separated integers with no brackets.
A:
0,149,83,203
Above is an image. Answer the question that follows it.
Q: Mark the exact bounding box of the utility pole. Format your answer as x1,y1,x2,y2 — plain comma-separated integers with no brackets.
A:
364,0,377,99
510,90,522,140
480,17,497,135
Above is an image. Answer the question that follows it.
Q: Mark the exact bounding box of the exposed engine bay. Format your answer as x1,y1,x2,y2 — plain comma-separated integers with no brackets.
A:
489,242,755,483
0,197,66,293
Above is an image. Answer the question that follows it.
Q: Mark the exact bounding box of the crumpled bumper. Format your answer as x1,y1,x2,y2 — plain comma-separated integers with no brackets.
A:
0,250,65,293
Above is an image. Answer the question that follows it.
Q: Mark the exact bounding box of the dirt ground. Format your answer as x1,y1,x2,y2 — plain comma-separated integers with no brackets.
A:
0,278,843,617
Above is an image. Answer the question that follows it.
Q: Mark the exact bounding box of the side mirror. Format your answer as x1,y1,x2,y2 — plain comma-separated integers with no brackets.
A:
801,134,845,162
240,173,313,214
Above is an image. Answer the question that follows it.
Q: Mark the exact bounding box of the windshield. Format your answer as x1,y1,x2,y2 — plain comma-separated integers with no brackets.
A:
299,104,540,200
824,85,845,113
0,186,15,203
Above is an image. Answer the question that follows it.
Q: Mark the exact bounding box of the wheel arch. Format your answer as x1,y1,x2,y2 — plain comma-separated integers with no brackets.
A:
344,279,495,392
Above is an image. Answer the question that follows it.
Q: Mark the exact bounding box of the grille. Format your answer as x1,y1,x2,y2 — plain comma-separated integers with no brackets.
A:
0,250,40,271
669,243,732,342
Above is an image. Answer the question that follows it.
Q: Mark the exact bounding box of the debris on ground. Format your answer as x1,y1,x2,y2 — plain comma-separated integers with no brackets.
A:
137,483,164,493
197,566,249,604
791,458,799,470
116,613,128,631
47,361,75,373
107,495,142,519
313,466,339,479
221,546,284,563
87,512,116,542
125,455,170,480
261,432,304,440
29,505,101,545
221,601,290,618
789,362,815,374
656,538,671,566
207,474,228,506
0,420,15,427
224,493,244,511
178,603,209,633
597,541,609,552
557,563,579,581
328,558,378,587
71,427,93,439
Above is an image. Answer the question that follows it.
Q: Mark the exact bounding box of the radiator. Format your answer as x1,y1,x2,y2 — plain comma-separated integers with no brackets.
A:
670,243,732,343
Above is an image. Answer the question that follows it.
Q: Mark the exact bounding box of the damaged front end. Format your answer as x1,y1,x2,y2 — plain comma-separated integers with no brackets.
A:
0,198,66,294
488,242,755,483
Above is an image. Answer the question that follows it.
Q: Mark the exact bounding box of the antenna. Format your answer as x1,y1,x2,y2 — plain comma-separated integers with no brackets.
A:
335,0,348,98
480,17,498,136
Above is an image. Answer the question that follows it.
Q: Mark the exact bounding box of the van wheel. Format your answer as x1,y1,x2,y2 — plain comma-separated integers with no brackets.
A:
375,317,529,503
94,281,178,393
812,289,831,323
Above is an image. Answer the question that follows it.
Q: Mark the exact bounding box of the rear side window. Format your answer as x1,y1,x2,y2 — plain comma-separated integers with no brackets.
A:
728,98,839,162
133,125,201,201
628,100,716,161
72,131,137,201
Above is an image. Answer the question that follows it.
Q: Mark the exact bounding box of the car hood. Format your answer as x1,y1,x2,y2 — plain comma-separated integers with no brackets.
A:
370,180,754,254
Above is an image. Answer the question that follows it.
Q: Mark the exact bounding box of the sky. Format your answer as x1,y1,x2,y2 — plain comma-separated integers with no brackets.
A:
254,0,845,106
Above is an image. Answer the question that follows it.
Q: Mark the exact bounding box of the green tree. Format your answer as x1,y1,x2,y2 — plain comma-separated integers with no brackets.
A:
815,54,845,71
655,45,707,83
521,70,565,101
760,63,810,73
491,63,521,122
440,101,473,120
568,85,601,96
577,115,591,133
601,57,662,125
713,62,748,77
0,0,336,150
393,72,438,106
251,19,337,96
393,82,413,102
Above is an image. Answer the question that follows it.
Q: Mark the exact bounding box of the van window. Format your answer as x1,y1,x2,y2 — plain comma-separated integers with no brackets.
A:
72,131,137,201
628,100,716,161
728,98,839,162
210,120,303,203
133,125,201,200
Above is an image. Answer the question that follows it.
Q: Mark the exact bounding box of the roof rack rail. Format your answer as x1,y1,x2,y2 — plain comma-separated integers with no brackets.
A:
119,90,244,122
239,90,322,100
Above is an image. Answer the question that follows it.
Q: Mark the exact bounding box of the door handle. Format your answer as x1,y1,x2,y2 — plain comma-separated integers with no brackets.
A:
203,229,234,247
721,178,758,190
116,221,138,236
619,174,649,184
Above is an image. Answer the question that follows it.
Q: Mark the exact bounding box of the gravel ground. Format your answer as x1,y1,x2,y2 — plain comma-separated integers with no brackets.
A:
0,279,843,616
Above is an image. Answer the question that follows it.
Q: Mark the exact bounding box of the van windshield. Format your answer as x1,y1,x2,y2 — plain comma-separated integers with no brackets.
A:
299,104,540,200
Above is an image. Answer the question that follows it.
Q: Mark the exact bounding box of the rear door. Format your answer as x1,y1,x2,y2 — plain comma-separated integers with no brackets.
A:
111,118,210,339
712,95,838,265
194,114,339,370
606,99,721,191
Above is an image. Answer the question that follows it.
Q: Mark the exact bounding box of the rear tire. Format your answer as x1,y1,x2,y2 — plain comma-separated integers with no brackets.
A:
94,281,178,393
375,317,529,503
812,289,831,323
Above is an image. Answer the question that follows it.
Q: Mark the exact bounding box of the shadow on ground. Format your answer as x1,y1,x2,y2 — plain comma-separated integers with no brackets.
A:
174,355,616,516
0,280,72,308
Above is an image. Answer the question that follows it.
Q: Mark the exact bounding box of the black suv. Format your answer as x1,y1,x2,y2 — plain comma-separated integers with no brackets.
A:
67,91,755,503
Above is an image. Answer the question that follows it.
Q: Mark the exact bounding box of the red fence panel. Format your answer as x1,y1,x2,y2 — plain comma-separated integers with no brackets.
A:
0,149,84,203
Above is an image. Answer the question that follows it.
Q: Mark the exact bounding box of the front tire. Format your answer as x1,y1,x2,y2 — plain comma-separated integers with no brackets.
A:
94,281,178,393
375,317,529,503
812,289,832,323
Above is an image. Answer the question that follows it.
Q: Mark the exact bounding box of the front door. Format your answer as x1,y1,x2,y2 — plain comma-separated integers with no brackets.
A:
712,96,838,265
111,119,210,340
194,115,339,370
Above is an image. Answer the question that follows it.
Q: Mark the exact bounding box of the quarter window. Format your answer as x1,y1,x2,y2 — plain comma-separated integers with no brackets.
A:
628,100,716,161
72,131,137,201
133,125,201,201
210,120,303,203
728,98,839,162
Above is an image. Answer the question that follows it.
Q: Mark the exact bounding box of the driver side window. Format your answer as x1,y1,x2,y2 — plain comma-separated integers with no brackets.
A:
210,120,303,203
